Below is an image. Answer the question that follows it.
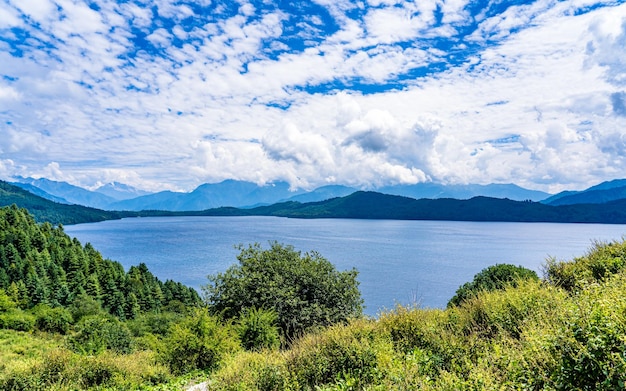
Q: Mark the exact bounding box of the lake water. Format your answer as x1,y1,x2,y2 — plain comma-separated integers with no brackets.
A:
65,217,626,316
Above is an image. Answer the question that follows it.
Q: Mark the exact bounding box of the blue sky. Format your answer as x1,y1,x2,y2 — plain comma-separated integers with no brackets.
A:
1,0,625,193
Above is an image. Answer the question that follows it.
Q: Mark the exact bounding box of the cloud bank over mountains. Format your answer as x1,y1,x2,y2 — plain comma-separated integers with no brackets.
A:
1,0,625,192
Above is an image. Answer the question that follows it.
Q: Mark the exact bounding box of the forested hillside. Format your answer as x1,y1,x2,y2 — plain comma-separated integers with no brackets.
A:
0,181,127,225
0,205,200,317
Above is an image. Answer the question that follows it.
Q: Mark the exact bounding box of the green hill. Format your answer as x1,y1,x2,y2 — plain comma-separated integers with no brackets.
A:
200,191,626,223
0,180,127,225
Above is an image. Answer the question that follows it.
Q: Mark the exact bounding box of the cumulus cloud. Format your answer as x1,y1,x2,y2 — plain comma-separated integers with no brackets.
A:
1,0,625,192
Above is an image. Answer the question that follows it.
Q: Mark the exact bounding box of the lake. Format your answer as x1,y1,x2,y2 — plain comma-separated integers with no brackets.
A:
65,216,626,316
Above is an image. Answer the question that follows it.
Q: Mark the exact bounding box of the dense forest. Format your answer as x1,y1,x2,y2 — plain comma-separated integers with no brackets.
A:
0,204,200,318
3,204,626,390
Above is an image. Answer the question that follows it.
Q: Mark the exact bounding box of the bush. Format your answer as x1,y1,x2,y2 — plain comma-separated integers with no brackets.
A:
204,242,363,341
67,315,134,354
31,305,73,334
209,351,294,391
286,319,392,388
163,308,240,374
0,289,16,312
0,310,35,332
236,307,280,351
545,239,626,292
448,263,539,307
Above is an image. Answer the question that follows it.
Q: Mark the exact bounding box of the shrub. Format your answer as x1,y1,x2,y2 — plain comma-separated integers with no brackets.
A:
237,307,280,351
163,308,240,374
204,242,363,341
0,310,35,332
448,263,539,307
549,272,626,390
67,315,134,354
0,289,16,312
545,239,626,292
209,351,294,391
31,304,73,334
128,311,183,337
286,319,392,388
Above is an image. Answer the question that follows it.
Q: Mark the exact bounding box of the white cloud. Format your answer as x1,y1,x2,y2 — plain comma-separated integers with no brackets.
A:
1,0,625,193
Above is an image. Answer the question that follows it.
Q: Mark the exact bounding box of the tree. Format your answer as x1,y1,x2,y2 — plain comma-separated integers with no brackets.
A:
447,263,539,307
204,242,363,340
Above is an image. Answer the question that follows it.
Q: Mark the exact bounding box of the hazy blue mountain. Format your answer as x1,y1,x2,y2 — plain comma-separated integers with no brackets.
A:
107,190,183,211
543,179,626,206
10,182,70,204
586,178,626,192
378,183,550,202
93,182,152,200
11,177,116,209
109,180,305,211
283,185,357,203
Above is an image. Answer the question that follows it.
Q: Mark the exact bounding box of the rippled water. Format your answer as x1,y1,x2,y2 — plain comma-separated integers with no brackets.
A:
66,216,626,316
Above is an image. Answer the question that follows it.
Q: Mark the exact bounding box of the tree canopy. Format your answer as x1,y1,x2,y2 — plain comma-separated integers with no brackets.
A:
447,263,539,307
203,242,363,340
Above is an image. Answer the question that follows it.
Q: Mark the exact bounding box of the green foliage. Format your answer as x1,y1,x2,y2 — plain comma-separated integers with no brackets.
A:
545,239,626,292
447,263,539,307
0,348,171,391
67,315,134,354
31,304,73,334
204,242,363,341
0,205,202,321
0,288,16,311
549,272,626,390
207,239,626,390
0,309,35,332
286,319,391,388
236,307,281,351
163,308,241,374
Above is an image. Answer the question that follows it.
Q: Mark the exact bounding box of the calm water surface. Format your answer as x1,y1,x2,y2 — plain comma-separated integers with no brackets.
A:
65,217,626,316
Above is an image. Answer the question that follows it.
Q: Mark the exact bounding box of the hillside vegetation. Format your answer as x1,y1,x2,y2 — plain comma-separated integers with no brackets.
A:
0,181,127,225
1,205,626,390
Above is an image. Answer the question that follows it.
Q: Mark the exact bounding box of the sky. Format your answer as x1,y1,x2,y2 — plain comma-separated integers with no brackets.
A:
1,0,625,193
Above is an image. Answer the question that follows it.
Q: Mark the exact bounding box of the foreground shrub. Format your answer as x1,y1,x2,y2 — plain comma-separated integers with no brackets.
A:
237,307,281,351
0,310,35,332
286,319,392,388
545,239,626,292
457,279,567,339
204,242,363,341
209,351,294,391
448,263,539,307
549,272,626,390
163,308,240,374
67,315,134,354
0,348,170,390
31,304,73,334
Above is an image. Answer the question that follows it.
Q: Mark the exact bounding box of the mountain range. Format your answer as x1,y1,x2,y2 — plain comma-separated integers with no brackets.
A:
3,179,626,225
197,191,626,224
9,177,553,211
542,179,626,206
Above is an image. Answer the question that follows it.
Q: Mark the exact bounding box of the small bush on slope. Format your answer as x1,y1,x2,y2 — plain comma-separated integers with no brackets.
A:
448,263,539,307
545,238,626,292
